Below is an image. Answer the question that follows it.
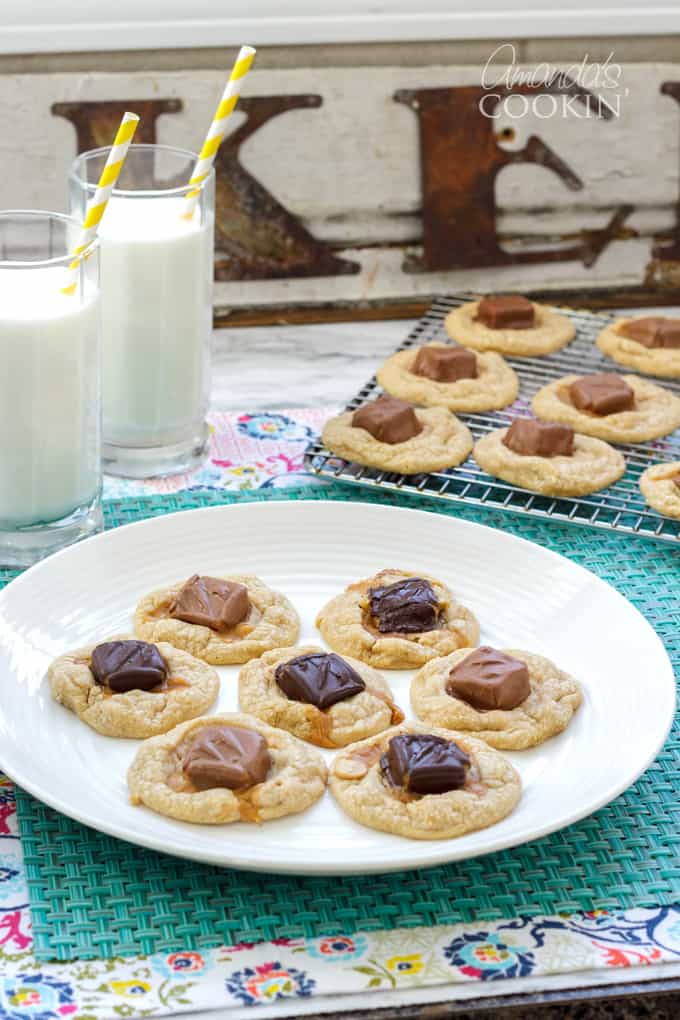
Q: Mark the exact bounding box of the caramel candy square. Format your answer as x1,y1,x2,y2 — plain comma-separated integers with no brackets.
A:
412,346,477,383
569,373,634,416
447,646,530,711
477,295,535,330
502,419,574,457
169,575,250,631
619,317,680,349
352,396,422,444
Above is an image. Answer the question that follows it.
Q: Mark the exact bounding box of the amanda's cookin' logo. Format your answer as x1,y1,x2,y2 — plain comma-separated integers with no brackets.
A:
480,43,628,119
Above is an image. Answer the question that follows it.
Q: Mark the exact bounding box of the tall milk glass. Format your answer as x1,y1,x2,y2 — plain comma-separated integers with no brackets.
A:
0,211,102,566
70,145,214,478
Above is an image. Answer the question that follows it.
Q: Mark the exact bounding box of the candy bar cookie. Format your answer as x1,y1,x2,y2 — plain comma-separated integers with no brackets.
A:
473,419,624,496
597,316,680,378
134,574,299,665
376,343,518,412
128,713,327,824
48,636,219,738
239,645,403,747
321,396,473,473
329,723,521,840
411,646,582,750
445,295,575,357
316,568,479,670
531,372,680,443
639,461,680,519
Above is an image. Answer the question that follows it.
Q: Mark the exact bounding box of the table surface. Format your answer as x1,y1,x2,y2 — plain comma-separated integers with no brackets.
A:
3,311,680,1020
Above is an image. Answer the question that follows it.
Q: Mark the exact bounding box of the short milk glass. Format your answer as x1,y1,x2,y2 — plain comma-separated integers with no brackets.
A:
70,145,214,478
0,211,102,567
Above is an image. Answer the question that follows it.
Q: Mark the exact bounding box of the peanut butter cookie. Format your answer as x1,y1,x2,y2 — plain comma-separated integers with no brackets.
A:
597,317,680,379
239,645,403,747
446,299,574,357
639,461,680,519
473,425,625,496
127,713,327,824
411,646,582,750
531,373,680,443
48,636,219,738
321,403,473,474
329,723,521,840
134,574,299,665
376,343,518,412
316,569,479,670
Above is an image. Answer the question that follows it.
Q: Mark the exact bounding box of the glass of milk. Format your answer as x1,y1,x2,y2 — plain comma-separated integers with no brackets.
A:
0,210,102,567
70,145,214,478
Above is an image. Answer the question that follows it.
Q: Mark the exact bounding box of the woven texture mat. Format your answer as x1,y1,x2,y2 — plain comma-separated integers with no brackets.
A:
7,484,680,962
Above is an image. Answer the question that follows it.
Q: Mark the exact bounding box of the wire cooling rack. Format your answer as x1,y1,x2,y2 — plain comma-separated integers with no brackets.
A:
304,293,680,544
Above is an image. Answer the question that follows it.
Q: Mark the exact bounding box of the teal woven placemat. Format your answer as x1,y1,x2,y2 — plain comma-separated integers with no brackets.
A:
6,483,680,962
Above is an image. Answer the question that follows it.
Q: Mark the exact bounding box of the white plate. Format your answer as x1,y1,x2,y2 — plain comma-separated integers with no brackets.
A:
0,501,674,875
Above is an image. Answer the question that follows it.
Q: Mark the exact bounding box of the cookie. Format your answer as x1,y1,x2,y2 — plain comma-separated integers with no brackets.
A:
531,373,680,443
445,300,575,357
48,636,219,738
134,575,300,665
127,712,327,824
473,426,625,496
411,647,582,750
376,343,518,412
597,318,680,379
329,723,521,840
239,645,403,747
639,461,680,519
321,405,473,474
316,569,479,670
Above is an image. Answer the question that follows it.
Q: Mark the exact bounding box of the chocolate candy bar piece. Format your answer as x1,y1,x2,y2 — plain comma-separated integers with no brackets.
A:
182,725,271,790
569,373,635,415
447,646,530,711
368,577,439,634
91,639,168,693
412,346,477,382
381,733,470,794
503,419,574,457
169,575,250,631
275,652,366,710
619,317,680,349
352,396,422,444
477,295,535,329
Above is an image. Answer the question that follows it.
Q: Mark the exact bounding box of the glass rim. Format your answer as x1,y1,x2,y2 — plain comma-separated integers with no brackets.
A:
70,143,214,198
0,209,98,269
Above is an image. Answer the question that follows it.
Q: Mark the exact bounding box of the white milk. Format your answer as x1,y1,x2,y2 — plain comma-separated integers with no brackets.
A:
97,196,212,448
0,268,100,526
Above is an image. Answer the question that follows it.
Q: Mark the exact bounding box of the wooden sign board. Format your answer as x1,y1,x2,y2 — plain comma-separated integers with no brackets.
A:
3,64,680,319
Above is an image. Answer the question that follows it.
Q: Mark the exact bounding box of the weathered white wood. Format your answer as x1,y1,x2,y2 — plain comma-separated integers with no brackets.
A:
0,64,678,306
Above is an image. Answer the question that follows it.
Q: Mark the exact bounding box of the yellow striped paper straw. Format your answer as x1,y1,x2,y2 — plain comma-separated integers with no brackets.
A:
61,110,140,295
182,45,256,219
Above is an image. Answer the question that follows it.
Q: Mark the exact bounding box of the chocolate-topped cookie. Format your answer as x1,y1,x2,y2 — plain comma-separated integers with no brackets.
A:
316,568,479,670
239,644,403,748
445,298,575,357
411,647,582,750
618,317,680,349
597,317,680,379
48,635,219,738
